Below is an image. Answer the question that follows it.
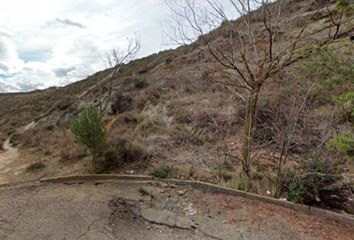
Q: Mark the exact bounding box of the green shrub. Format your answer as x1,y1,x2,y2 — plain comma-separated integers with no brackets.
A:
150,165,174,179
284,171,305,203
301,43,353,119
70,107,106,168
26,162,46,172
336,0,353,11
326,133,354,155
284,158,350,210
231,173,252,192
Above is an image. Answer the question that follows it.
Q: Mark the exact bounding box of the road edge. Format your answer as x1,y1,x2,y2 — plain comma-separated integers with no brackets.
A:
0,174,353,226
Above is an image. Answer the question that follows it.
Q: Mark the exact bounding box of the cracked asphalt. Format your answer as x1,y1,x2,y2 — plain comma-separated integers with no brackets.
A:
0,181,353,240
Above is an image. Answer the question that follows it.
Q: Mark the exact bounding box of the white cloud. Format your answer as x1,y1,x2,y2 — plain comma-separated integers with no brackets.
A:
0,0,170,92
0,34,24,74
0,0,240,92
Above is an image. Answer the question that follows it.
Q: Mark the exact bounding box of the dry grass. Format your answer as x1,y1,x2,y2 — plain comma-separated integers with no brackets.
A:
0,0,352,211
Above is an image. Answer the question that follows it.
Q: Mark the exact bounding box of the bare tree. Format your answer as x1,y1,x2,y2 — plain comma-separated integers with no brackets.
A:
166,0,353,175
97,35,140,116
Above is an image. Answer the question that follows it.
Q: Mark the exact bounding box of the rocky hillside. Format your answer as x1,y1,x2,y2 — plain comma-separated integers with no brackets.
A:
0,0,353,212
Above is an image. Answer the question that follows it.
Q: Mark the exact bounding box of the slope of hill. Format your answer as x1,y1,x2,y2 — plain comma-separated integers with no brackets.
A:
0,0,353,213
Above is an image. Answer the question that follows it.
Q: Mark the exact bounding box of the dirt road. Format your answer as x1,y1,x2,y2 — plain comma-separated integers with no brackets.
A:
0,139,22,184
0,180,353,240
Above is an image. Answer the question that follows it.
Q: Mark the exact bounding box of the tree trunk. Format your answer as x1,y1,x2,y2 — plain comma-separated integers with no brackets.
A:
241,89,259,176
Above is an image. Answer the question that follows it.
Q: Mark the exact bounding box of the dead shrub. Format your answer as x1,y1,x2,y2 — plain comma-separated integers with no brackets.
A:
168,105,193,124
102,136,152,171
193,110,234,137
171,125,209,146
172,164,195,179
110,93,134,115
134,119,165,137
135,88,161,110
60,147,87,162
11,128,40,148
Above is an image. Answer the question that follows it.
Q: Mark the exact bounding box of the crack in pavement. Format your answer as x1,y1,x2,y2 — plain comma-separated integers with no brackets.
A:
109,197,244,240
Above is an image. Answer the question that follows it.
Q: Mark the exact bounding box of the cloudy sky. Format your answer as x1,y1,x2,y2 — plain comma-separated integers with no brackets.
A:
0,0,175,92
0,0,241,93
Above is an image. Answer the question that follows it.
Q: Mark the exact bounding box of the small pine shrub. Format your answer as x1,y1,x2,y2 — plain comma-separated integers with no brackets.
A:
70,107,106,168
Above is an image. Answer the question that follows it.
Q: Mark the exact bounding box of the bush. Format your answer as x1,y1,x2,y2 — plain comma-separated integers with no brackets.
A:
150,165,174,179
110,94,134,115
70,107,106,168
284,171,305,203
26,162,46,172
102,137,151,172
230,173,252,192
122,141,151,167
326,133,354,155
213,162,234,181
171,125,209,146
103,149,120,169
283,158,351,211
134,79,147,89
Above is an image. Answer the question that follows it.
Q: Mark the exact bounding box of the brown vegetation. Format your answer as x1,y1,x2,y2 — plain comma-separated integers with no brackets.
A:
0,0,353,212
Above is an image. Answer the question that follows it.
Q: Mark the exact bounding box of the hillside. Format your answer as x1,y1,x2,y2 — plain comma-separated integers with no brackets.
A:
0,0,353,213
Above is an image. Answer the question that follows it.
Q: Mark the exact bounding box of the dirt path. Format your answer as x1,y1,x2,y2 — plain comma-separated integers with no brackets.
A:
0,180,353,240
0,139,21,184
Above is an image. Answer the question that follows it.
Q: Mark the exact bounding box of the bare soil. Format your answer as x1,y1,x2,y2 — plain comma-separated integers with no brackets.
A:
0,139,22,184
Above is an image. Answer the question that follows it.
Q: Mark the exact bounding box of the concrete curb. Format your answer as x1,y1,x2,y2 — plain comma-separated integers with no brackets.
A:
1,174,353,226
39,174,153,183
165,179,354,227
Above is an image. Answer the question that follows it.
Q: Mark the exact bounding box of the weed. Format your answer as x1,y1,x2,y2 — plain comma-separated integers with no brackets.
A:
230,173,252,192
138,187,154,198
150,165,174,179
326,133,354,156
172,125,209,146
26,162,46,172
134,79,147,89
213,162,233,181
173,164,195,179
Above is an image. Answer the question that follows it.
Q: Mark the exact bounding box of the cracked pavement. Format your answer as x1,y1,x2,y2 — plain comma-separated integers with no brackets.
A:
0,181,353,240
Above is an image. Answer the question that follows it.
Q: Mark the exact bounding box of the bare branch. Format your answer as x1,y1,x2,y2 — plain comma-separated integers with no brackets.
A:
98,35,141,115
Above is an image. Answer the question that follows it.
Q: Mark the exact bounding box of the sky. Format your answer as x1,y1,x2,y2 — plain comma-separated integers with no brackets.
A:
0,0,241,93
0,0,174,92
